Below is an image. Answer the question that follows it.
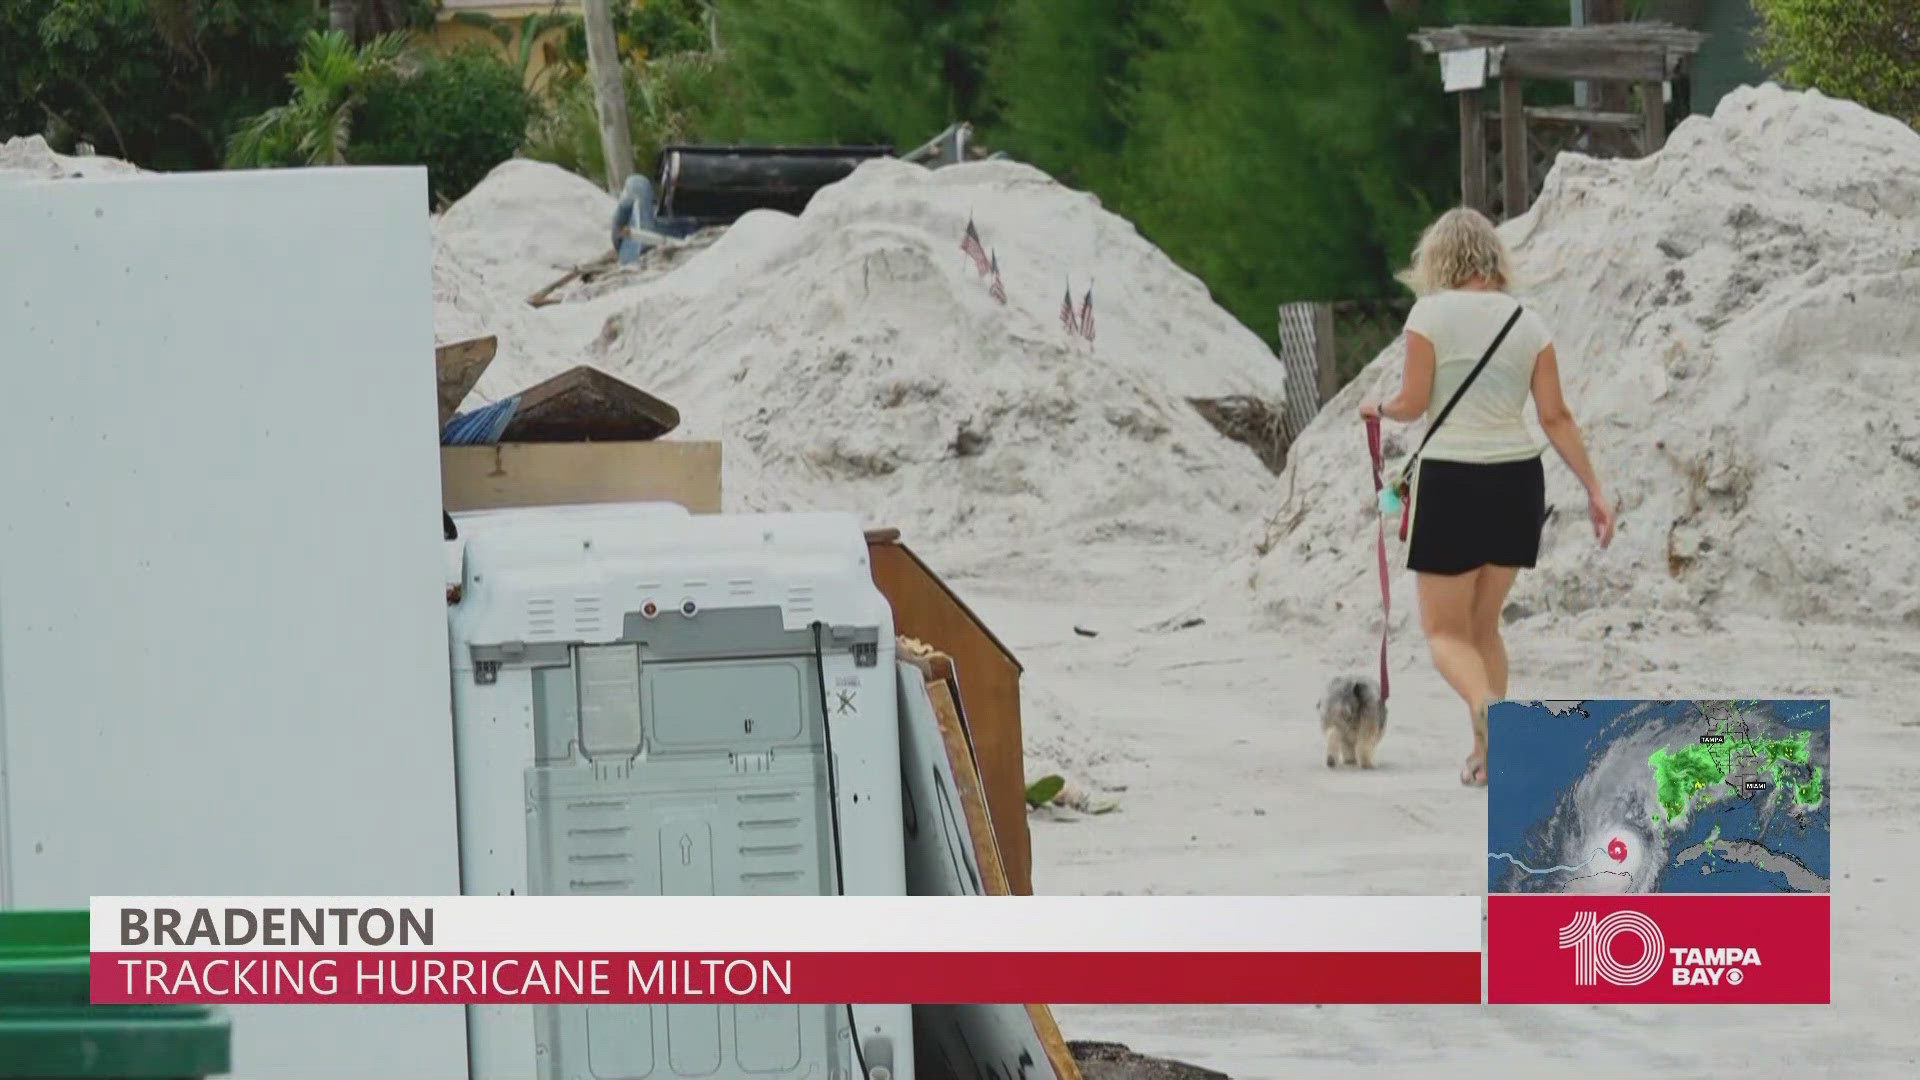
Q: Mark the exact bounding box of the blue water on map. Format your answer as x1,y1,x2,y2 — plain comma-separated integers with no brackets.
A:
1485,699,1830,894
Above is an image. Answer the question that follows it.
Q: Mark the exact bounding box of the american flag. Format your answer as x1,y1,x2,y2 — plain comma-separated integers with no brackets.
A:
960,216,990,276
1078,284,1095,342
987,251,1006,303
1060,282,1079,335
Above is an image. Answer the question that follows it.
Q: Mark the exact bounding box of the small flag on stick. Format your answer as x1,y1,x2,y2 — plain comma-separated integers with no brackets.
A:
987,251,1006,304
1078,284,1095,342
1060,280,1080,335
960,216,990,276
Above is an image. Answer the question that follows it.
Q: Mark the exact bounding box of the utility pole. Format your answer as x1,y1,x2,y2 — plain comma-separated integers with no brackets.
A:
582,0,636,194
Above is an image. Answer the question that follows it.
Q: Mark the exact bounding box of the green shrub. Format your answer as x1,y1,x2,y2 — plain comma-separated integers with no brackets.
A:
521,74,609,183
557,0,710,66
226,30,411,170
524,50,737,187
352,44,537,206
1751,0,1920,125
5,0,312,171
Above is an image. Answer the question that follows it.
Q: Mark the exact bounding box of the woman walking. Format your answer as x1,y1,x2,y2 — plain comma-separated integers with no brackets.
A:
1359,208,1614,787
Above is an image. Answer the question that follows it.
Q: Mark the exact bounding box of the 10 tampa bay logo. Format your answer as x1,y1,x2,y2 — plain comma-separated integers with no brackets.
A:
1558,910,1763,987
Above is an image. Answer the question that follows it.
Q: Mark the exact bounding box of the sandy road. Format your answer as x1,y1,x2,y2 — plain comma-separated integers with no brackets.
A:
948,555,1919,1079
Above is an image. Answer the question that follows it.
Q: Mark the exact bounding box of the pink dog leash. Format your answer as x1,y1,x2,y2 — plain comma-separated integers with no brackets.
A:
1364,416,1391,702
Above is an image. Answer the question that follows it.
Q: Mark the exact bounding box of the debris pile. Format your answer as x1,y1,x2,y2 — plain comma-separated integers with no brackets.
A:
446,156,1289,576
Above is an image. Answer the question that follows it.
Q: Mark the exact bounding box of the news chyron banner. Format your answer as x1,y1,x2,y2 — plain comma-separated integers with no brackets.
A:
1484,699,1831,1004
90,896,1484,1005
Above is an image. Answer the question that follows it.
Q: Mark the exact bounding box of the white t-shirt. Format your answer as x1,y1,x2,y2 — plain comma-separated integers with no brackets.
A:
1403,289,1552,464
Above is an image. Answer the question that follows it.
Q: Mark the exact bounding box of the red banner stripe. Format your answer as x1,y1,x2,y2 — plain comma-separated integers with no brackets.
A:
92,951,1482,1005
1487,894,1829,1004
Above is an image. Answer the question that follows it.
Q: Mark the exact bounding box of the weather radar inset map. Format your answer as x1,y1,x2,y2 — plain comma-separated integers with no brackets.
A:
1487,700,1830,894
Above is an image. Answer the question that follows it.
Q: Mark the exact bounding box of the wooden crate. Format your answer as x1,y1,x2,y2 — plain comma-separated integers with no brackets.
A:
441,441,721,514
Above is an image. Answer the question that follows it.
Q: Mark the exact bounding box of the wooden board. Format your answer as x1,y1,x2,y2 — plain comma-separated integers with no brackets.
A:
1413,26,1703,83
1413,24,1706,52
1500,76,1529,218
1498,43,1675,83
440,441,721,513
435,335,497,428
1524,105,1644,128
896,659,1082,1080
498,364,681,442
869,532,1032,895
1459,87,1488,214
1640,78,1669,153
526,250,615,308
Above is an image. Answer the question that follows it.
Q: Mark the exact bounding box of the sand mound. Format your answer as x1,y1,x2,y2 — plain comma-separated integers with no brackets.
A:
0,135,141,181
1246,85,1920,631
435,159,616,302
431,159,623,356
430,159,628,385
467,156,1288,568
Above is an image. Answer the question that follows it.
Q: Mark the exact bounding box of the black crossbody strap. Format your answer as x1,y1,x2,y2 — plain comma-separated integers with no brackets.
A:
1404,302,1523,471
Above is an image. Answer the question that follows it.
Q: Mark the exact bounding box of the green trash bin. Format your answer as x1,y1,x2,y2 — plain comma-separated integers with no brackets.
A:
0,911,230,1079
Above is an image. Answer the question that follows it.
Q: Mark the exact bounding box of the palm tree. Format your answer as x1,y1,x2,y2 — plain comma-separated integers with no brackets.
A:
225,29,409,168
329,0,358,37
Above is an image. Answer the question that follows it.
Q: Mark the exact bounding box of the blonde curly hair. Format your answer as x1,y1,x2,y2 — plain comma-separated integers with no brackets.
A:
1397,207,1514,295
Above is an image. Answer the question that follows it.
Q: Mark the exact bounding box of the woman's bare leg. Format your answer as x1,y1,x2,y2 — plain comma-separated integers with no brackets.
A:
1417,569,1492,783
1470,564,1521,700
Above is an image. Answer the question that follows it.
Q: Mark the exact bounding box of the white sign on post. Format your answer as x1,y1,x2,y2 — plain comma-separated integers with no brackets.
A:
1441,46,1491,92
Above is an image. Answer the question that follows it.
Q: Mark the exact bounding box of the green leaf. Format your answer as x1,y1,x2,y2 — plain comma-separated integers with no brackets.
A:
1024,775,1067,807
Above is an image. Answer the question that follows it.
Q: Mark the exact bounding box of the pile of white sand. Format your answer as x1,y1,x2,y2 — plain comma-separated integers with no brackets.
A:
431,159,624,354
0,135,141,181
453,156,1289,572
435,159,615,302
434,156,1295,795
1244,85,1920,633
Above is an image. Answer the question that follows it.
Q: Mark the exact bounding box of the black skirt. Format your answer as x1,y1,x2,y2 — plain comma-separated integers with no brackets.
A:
1406,455,1546,575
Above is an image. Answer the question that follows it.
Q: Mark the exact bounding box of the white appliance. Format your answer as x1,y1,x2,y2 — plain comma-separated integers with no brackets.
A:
447,503,910,1080
0,166,468,1079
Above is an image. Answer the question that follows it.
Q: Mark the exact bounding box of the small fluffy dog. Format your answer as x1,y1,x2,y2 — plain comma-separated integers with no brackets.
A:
1319,675,1386,769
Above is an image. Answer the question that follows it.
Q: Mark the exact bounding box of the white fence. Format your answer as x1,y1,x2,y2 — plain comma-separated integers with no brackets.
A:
1276,301,1335,440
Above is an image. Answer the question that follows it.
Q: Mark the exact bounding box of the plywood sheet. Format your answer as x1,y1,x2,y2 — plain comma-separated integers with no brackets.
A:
897,659,1081,1080
499,364,680,442
0,166,467,1078
436,335,498,427
873,541,1032,894
441,440,721,513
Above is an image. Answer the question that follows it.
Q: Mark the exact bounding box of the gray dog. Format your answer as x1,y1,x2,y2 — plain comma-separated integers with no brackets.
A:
1319,675,1386,769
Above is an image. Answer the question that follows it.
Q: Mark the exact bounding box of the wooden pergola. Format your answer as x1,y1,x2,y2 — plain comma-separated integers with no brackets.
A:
1413,24,1707,219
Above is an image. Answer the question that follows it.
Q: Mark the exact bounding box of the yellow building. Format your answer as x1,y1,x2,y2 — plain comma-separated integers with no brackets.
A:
426,0,580,92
